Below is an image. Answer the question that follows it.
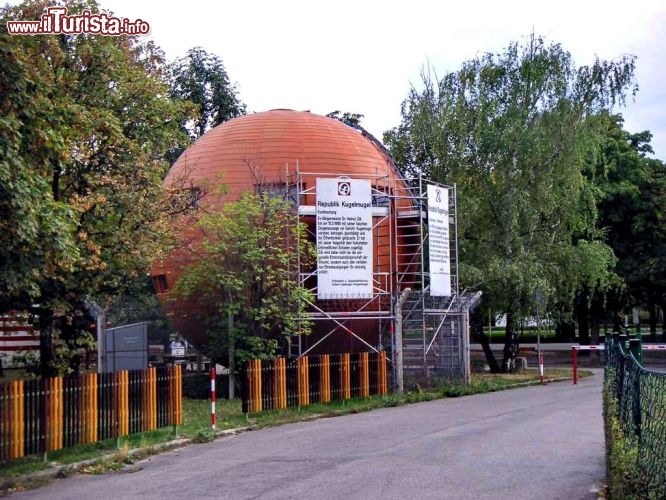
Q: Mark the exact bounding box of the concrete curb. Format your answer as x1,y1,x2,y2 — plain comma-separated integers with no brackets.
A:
505,376,574,388
1,438,192,492
0,419,315,492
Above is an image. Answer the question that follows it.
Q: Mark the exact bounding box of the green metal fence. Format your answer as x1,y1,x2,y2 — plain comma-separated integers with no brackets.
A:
604,333,666,499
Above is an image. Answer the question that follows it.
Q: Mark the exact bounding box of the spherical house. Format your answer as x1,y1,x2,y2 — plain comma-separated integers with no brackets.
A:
151,110,419,354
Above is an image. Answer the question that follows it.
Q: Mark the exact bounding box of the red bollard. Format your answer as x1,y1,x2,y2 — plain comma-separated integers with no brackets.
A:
539,352,544,384
572,347,578,385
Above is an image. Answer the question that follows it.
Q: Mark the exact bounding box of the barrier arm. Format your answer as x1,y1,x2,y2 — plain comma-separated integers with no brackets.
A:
572,344,609,384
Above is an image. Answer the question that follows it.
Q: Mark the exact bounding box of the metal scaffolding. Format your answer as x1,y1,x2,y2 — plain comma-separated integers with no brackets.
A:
284,160,470,384
392,176,470,383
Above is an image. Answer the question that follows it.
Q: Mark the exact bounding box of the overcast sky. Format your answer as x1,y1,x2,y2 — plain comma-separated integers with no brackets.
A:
20,0,666,158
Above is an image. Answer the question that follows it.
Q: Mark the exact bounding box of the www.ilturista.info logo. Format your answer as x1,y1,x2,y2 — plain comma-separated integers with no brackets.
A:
7,7,150,36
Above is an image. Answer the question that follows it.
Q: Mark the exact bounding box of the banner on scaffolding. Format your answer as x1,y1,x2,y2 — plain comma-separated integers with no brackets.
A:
316,177,373,299
427,184,451,296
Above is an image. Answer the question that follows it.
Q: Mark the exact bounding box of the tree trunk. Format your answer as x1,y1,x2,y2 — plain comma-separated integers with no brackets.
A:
60,313,81,377
590,292,604,345
39,307,56,378
555,319,575,341
648,299,657,339
590,314,600,345
575,287,590,345
502,298,521,373
613,311,624,333
471,312,501,373
479,328,502,373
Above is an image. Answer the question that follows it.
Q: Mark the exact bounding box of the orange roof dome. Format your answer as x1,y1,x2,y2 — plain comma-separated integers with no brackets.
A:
165,109,395,198
154,109,410,351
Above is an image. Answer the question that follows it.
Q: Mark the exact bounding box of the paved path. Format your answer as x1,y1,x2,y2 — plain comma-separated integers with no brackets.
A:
14,374,604,500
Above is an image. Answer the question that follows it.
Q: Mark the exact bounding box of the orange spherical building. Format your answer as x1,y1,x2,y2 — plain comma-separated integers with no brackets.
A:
151,110,420,355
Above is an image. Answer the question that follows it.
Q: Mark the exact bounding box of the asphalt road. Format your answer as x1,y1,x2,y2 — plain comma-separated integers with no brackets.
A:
14,374,605,500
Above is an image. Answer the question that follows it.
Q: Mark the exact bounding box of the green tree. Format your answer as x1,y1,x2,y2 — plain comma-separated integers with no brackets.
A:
590,114,666,335
174,192,316,398
385,35,636,371
169,47,246,142
1,0,198,376
326,110,364,128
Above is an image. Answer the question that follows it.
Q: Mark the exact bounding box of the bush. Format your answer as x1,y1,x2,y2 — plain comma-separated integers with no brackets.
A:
605,412,642,499
442,385,466,398
603,371,652,499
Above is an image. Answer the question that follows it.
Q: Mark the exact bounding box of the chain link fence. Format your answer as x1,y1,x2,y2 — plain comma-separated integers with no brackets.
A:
604,334,666,499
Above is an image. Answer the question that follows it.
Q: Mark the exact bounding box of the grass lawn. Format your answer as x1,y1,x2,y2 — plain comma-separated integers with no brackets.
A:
483,328,558,342
0,367,589,492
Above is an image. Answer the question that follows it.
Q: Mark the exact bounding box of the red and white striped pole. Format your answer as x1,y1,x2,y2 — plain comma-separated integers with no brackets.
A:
572,344,610,384
539,352,544,384
211,366,216,430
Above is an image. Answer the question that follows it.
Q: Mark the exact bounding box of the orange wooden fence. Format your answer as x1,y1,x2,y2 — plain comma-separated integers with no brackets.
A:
0,366,182,461
242,352,388,413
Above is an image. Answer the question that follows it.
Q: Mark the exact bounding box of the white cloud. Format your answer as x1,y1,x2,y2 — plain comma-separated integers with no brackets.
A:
9,0,666,158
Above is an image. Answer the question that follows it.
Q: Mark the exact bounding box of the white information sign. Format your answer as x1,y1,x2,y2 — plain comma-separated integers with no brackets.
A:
316,178,373,299
427,184,451,296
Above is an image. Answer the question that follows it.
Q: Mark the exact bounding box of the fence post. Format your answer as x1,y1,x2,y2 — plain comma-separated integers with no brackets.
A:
629,338,642,439
150,367,157,431
256,359,263,413
46,377,63,454
277,359,284,410
92,372,99,443
297,357,309,408
169,366,179,437
377,352,388,396
112,372,118,450
9,381,25,460
616,342,626,414
249,359,262,413
241,361,249,415
276,358,287,409
629,338,642,364
630,335,642,364
175,365,183,427
609,333,619,365
359,353,369,398
41,378,47,463
121,370,129,436
340,354,351,401
394,288,411,394
319,355,330,403
211,366,216,430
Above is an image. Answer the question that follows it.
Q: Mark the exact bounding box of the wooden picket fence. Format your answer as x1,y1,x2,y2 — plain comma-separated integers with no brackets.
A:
242,352,388,413
0,366,182,461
